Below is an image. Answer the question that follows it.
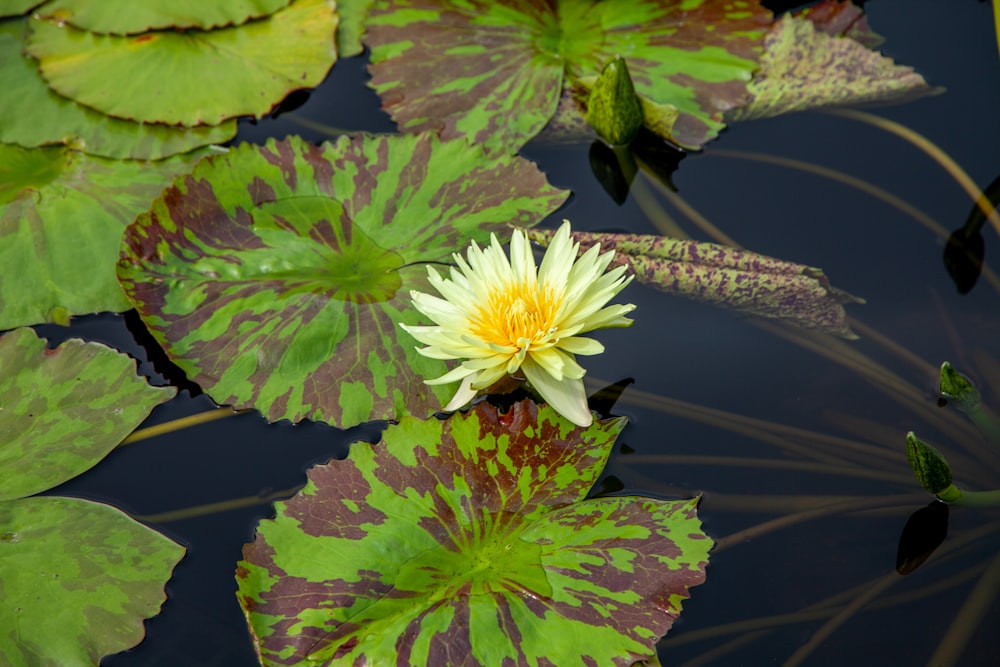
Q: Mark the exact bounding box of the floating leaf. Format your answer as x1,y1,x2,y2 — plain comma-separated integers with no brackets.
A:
38,0,293,34
726,13,937,123
0,142,219,330
795,0,885,48
117,133,569,428
0,327,175,501
0,496,184,665
0,0,44,18
335,0,375,57
0,18,235,159
526,228,864,338
237,400,711,666
366,0,770,154
26,0,337,126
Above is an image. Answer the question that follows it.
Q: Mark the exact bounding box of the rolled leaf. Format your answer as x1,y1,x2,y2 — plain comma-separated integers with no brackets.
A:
525,228,864,338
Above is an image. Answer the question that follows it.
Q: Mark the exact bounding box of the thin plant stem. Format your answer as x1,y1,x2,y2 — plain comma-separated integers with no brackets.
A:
284,113,355,138
712,493,927,553
624,455,914,485
629,174,689,238
136,484,303,523
825,108,1000,240
120,407,242,446
640,170,736,246
781,571,899,667
926,549,1000,666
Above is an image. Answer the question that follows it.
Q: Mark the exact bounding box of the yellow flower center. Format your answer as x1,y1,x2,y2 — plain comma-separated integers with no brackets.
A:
471,280,560,351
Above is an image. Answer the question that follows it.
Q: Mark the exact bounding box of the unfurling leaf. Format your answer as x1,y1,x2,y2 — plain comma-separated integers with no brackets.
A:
525,228,864,338
586,57,644,146
938,362,981,412
905,432,959,499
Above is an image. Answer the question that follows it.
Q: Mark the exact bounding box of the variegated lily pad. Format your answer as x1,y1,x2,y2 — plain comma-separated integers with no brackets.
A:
0,327,175,501
0,496,184,665
0,18,235,159
726,13,936,123
26,0,337,126
526,228,864,338
0,142,220,330
237,400,711,666
38,0,293,34
366,0,770,154
117,133,569,427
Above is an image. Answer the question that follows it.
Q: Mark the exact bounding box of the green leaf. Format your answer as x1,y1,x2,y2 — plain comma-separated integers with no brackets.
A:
237,400,711,666
726,14,937,123
26,0,337,127
586,57,644,146
335,0,375,57
0,142,219,330
366,0,769,154
0,18,235,159
0,0,44,18
525,227,864,339
117,133,569,427
38,0,292,34
0,496,184,665
0,327,175,501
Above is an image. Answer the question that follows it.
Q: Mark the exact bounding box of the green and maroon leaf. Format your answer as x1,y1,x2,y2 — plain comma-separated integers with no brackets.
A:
366,0,567,156
0,496,184,665
0,18,235,159
0,142,220,330
366,0,769,154
117,133,568,427
795,0,884,48
526,228,864,338
38,0,292,34
335,0,375,57
237,400,711,666
26,0,337,127
726,14,937,123
0,327,175,501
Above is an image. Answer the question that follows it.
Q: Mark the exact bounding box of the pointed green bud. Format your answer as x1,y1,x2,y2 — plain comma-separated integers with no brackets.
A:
586,57,644,146
905,431,954,495
939,361,981,411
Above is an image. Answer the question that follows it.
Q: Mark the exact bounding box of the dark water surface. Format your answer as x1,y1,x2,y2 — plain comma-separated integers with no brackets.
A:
37,1,1000,665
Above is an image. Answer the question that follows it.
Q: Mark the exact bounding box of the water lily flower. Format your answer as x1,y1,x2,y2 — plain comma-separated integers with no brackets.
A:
401,221,635,426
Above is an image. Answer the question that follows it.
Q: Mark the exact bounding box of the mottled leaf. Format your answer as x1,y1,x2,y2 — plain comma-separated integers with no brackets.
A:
0,0,44,18
0,18,235,159
38,0,292,34
26,0,337,127
726,14,938,123
0,142,219,330
0,496,184,665
117,133,569,428
526,228,864,338
366,0,769,154
0,327,175,501
795,0,884,48
237,400,711,666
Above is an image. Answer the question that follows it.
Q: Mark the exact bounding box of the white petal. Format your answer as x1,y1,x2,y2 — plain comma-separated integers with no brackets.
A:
522,357,593,427
556,336,604,356
444,375,478,411
424,364,478,386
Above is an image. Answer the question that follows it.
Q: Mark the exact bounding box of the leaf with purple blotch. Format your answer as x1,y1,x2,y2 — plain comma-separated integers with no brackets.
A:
725,12,938,123
237,400,711,666
525,227,864,339
117,133,569,428
365,0,770,154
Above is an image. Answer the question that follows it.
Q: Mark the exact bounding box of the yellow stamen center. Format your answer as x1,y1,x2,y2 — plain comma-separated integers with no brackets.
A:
471,280,560,351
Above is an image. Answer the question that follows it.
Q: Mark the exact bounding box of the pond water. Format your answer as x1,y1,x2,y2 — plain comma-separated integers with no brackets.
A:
31,0,1000,665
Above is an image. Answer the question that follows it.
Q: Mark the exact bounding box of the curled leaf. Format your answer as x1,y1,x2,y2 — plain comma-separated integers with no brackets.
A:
526,228,864,338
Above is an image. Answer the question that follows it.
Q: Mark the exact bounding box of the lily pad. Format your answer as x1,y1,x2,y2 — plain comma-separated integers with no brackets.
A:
117,133,569,428
365,0,770,154
237,400,711,666
334,0,374,57
0,327,175,501
526,228,864,338
26,0,338,127
0,18,235,159
0,142,220,330
38,0,293,34
0,496,184,665
0,0,44,18
726,13,937,123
